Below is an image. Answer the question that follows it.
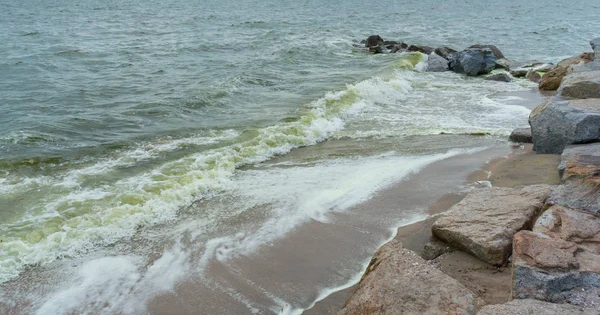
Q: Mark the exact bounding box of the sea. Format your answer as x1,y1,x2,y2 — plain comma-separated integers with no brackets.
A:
1,0,599,313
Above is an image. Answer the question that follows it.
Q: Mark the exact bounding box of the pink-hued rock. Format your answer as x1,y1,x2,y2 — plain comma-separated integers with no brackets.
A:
432,185,554,266
338,240,484,315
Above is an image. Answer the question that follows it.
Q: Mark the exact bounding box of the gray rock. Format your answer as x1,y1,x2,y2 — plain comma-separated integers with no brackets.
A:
558,70,600,99
426,53,449,72
449,48,497,76
526,69,542,83
558,143,600,178
421,239,454,260
509,128,532,143
477,299,596,315
365,35,383,48
432,185,554,266
485,73,512,82
529,98,600,154
547,179,600,215
407,44,434,55
390,42,408,53
532,63,554,72
540,53,595,91
434,46,458,60
494,58,522,71
509,68,529,78
468,44,505,59
338,240,484,315
591,38,600,61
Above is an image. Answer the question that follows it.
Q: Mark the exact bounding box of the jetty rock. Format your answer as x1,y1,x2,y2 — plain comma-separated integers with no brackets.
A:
477,299,596,315
529,97,600,154
449,48,497,76
508,127,532,143
512,207,600,312
558,66,600,99
434,46,458,60
426,52,449,72
485,73,512,82
338,239,484,315
432,185,554,266
468,44,505,60
539,52,595,90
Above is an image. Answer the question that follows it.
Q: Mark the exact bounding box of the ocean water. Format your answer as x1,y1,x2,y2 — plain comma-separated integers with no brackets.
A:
1,0,599,313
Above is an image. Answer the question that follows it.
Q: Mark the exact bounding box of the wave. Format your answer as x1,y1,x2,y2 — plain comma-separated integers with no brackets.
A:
0,53,426,283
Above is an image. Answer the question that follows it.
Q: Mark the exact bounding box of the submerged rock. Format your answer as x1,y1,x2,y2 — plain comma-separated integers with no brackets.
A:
484,73,512,82
539,52,595,90
449,48,497,76
478,299,596,315
365,35,384,54
529,98,600,154
509,128,532,143
509,68,529,78
426,53,449,72
432,185,554,266
338,240,484,315
468,44,505,59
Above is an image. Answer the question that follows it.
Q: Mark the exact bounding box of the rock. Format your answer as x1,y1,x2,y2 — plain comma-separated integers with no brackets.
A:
558,143,600,179
434,46,458,60
547,178,600,215
509,128,532,143
338,240,484,315
484,73,512,82
558,69,600,99
449,48,497,76
494,58,521,71
390,42,408,53
509,68,529,78
407,44,434,55
421,239,454,260
512,210,600,312
540,53,595,90
477,299,596,315
431,185,554,266
365,35,383,48
526,69,542,83
383,40,399,49
529,97,600,154
591,38,600,61
468,44,505,59
426,53,449,72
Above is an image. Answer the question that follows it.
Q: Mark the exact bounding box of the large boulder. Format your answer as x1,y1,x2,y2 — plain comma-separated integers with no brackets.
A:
449,48,497,76
529,97,600,154
477,299,596,315
539,53,595,90
558,69,600,99
508,128,532,143
468,44,505,59
338,240,484,315
434,46,458,60
432,185,554,266
512,206,600,311
427,52,449,72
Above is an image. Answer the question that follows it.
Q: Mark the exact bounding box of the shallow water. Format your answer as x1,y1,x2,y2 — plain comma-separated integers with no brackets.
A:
1,0,599,313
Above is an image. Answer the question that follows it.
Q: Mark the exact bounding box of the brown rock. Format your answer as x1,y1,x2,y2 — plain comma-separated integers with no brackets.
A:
539,53,594,91
469,44,505,59
534,206,600,254
338,240,484,315
477,299,596,315
432,185,554,266
559,143,600,179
